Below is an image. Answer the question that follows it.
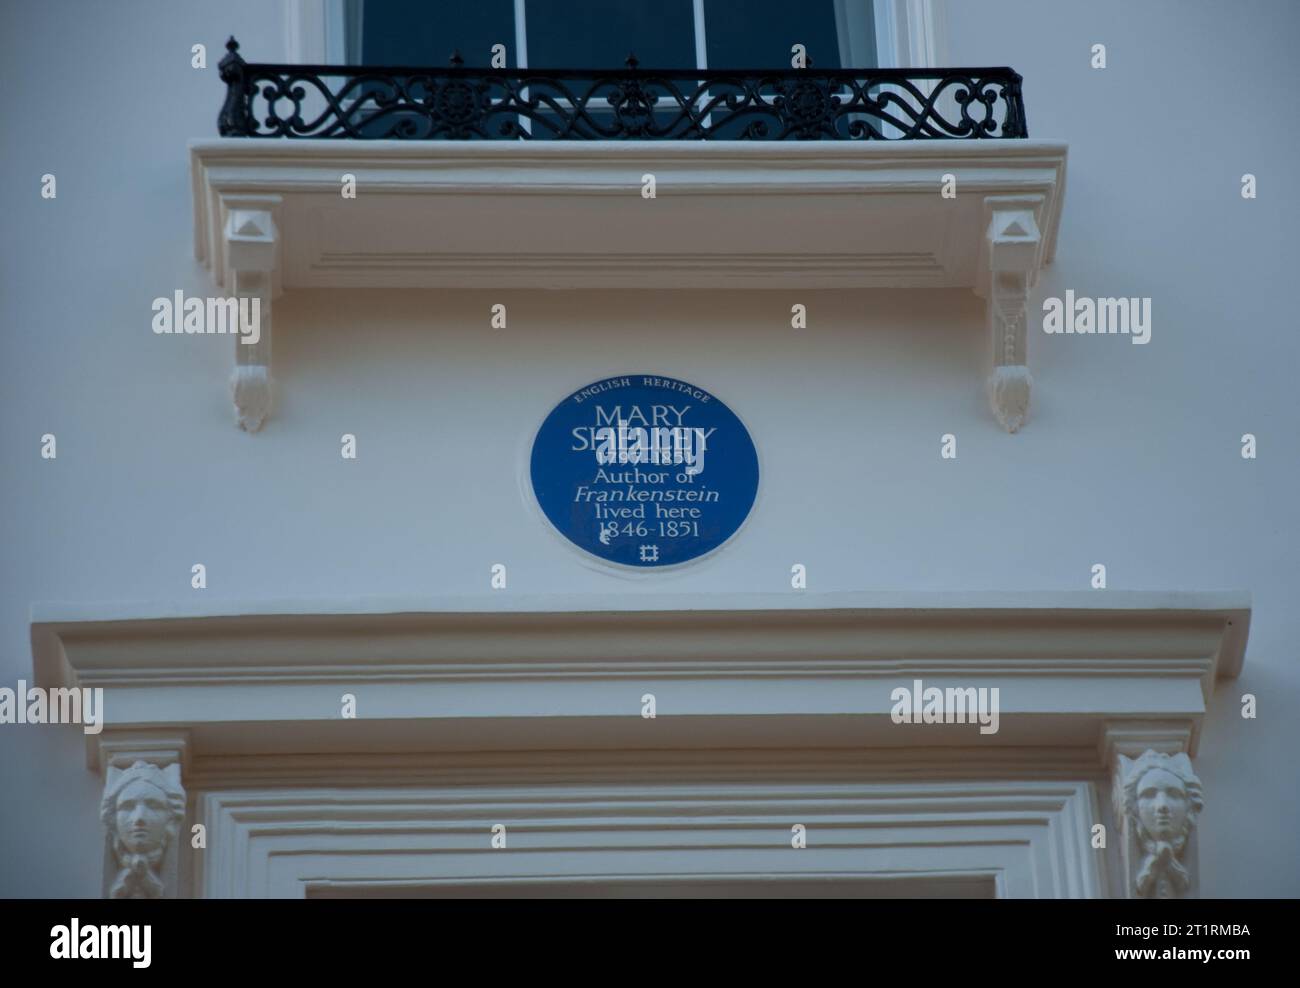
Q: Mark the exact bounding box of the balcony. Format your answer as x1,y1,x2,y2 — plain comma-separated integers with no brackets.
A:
216,38,1027,142
193,41,1064,433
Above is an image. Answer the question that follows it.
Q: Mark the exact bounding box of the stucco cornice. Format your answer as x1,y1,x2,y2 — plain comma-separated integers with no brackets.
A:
32,590,1246,770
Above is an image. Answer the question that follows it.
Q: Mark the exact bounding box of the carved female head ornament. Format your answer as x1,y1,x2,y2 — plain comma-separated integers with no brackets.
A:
100,761,186,898
1118,750,1204,898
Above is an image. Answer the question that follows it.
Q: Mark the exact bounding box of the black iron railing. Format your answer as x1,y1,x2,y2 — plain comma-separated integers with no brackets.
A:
218,38,1026,141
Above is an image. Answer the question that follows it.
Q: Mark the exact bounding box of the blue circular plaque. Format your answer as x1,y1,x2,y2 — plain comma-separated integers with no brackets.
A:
530,375,759,568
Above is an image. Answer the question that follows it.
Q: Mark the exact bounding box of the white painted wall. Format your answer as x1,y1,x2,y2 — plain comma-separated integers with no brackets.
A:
1,0,1297,896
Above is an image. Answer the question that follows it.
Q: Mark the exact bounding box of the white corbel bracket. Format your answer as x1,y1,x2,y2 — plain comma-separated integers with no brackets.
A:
95,730,191,899
1101,722,1203,899
221,197,280,432
975,195,1046,432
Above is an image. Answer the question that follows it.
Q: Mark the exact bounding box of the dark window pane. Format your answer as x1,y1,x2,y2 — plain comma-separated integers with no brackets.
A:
360,0,515,66
527,0,696,68
706,0,876,70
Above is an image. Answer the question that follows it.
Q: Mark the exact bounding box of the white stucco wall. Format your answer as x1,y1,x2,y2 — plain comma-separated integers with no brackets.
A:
1,0,1297,896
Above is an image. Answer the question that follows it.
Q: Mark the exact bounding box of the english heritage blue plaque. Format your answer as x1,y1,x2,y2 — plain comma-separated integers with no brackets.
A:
529,375,759,568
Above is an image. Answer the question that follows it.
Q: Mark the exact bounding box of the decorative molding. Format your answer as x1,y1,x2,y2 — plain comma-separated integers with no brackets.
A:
1099,720,1194,768
1101,723,1204,899
987,269,1032,433
190,139,1067,431
189,141,1067,290
195,780,1102,898
33,590,1246,766
987,360,1031,433
979,197,1044,431
1117,750,1204,899
183,746,1114,791
30,592,1246,898
221,204,279,431
95,729,192,775
97,733,189,899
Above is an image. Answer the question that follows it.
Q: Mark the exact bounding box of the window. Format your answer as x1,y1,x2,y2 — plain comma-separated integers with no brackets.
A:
338,0,877,69
349,0,515,66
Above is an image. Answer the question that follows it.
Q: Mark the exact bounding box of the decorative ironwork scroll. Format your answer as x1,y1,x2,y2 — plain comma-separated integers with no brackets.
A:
218,39,1027,141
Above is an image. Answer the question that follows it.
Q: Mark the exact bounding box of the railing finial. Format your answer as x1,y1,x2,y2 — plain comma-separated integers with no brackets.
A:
217,36,250,136
625,52,639,70
450,49,464,68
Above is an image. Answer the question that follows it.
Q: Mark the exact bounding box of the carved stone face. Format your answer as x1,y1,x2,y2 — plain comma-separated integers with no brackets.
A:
114,778,171,854
1136,767,1190,841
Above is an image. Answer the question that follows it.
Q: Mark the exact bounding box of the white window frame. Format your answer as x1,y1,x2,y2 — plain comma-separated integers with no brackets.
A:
873,0,949,68
196,778,1101,898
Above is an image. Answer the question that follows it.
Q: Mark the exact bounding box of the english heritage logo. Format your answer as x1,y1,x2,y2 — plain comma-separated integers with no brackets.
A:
530,375,759,568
